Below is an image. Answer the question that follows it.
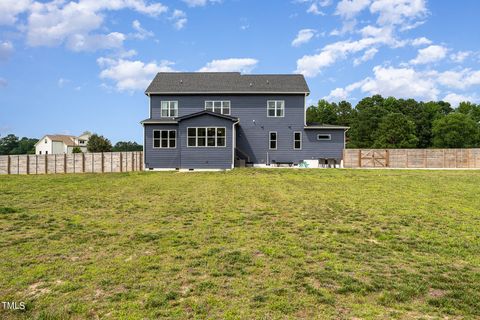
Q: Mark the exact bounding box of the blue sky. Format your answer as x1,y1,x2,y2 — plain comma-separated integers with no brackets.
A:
1,0,479,143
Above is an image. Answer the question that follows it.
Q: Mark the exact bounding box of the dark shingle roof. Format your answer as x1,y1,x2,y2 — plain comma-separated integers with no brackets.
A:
145,72,310,94
140,111,239,125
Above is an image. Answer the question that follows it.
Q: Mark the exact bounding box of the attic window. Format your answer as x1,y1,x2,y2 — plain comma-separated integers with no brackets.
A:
317,134,331,141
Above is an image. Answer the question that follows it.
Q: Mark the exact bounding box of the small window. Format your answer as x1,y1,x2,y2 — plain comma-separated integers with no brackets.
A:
160,101,178,117
317,134,331,141
267,100,284,117
205,101,231,115
45,151,48,154
153,130,176,148
269,132,277,150
45,139,47,143
188,127,226,147
294,132,302,150
39,151,42,154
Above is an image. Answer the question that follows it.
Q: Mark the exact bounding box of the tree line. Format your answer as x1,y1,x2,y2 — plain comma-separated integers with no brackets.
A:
307,95,480,148
0,133,143,155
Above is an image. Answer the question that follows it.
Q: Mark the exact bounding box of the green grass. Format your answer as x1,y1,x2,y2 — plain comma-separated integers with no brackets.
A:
1,169,480,319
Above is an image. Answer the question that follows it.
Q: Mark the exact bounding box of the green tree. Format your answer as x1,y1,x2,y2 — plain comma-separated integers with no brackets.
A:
348,95,387,148
10,137,38,154
457,101,480,123
0,134,19,155
112,141,143,152
72,147,83,153
373,113,418,148
87,134,112,152
306,100,338,125
432,113,479,148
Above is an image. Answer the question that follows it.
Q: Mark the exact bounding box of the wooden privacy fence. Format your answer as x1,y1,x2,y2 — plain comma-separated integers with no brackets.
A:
343,149,480,169
0,152,143,175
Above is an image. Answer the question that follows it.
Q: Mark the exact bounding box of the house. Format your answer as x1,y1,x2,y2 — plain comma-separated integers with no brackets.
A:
35,133,91,155
141,72,348,170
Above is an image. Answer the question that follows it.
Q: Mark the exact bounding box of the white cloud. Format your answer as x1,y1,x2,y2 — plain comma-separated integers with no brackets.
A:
292,29,317,47
131,20,154,39
307,3,325,15
0,41,14,60
411,37,431,46
5,0,168,51
324,65,480,102
353,47,378,65
410,45,448,65
67,32,126,52
58,78,70,88
450,51,471,63
443,93,476,107
198,58,258,73
182,0,220,7
97,57,176,91
0,77,7,87
170,9,187,30
0,0,31,25
370,0,427,27
335,0,371,19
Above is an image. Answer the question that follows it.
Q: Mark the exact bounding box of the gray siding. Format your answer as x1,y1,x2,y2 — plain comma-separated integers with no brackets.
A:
178,114,234,170
144,124,180,169
150,94,344,165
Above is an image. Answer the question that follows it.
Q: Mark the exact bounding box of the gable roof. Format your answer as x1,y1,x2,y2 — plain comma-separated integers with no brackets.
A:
140,111,239,125
34,134,78,147
145,72,310,95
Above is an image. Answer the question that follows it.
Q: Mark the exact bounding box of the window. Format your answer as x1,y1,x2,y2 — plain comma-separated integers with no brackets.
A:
267,100,285,117
78,139,86,145
187,127,226,147
39,151,42,154
153,130,176,148
45,151,48,154
205,101,231,115
45,139,47,143
269,132,277,150
161,101,178,117
294,131,302,150
317,134,331,141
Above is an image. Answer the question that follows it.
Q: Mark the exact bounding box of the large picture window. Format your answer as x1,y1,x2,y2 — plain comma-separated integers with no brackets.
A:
161,101,178,117
153,130,176,148
269,131,277,150
205,101,231,115
267,100,285,117
293,131,302,150
187,127,226,147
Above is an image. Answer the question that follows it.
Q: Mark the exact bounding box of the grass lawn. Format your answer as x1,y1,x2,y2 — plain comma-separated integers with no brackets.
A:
0,169,480,319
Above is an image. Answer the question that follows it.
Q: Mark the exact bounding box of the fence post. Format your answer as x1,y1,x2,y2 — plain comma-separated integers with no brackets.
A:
82,153,85,173
7,155,10,174
358,149,361,168
64,154,67,174
26,155,30,175
101,152,104,173
17,156,19,174
120,152,123,172
132,152,135,171
36,155,38,174
140,151,143,171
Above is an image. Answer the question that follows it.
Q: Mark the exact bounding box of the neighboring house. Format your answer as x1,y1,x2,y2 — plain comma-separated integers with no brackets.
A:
35,133,91,155
141,72,348,170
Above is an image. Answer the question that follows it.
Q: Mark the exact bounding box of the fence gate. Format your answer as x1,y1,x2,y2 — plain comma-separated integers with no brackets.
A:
359,149,389,167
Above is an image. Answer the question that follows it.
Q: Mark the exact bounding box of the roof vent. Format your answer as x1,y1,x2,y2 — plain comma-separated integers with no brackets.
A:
180,79,183,84
249,82,253,87
266,80,270,84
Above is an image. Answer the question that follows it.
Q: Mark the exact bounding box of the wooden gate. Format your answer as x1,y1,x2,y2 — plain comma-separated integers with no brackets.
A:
359,149,389,167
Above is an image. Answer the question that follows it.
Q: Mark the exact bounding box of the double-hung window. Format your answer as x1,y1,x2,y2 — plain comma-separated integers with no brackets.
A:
269,132,277,150
205,101,231,115
153,130,176,148
267,100,284,117
160,101,178,117
188,127,226,147
293,131,302,150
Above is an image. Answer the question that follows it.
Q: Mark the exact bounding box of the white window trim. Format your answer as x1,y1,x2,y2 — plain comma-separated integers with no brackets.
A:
187,127,227,148
269,131,277,150
160,101,178,118
293,131,302,150
267,100,285,118
317,133,332,141
153,129,177,149
204,101,231,115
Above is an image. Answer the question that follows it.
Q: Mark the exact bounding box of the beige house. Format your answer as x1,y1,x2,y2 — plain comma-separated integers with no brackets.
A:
35,133,91,155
